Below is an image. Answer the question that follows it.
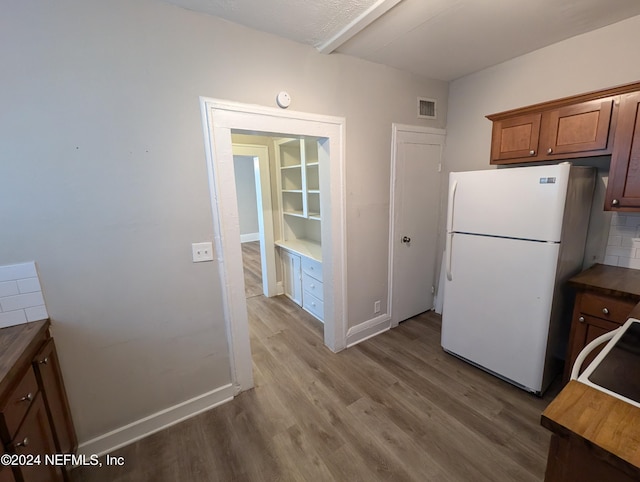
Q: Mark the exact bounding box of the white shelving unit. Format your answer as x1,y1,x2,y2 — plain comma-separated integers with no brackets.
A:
275,137,323,322
275,138,322,248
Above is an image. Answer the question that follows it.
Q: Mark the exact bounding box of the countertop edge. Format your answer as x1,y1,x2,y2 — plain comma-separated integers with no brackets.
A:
0,319,50,396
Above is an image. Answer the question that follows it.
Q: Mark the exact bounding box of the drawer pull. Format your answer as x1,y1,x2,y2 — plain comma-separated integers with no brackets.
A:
578,316,585,323
310,284,315,289
39,357,49,365
312,302,316,307
602,308,610,315
19,392,33,403
16,437,29,448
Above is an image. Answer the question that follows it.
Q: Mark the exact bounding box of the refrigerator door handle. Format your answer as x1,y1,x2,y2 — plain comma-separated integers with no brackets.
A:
446,179,458,281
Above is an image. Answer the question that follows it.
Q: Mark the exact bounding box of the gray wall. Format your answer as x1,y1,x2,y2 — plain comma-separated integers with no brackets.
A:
0,0,447,442
233,156,260,237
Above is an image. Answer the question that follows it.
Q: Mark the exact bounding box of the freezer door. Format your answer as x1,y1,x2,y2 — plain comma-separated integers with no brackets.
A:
448,164,571,242
442,233,560,392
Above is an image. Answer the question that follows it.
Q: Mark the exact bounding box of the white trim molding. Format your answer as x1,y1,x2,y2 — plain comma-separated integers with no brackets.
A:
346,314,392,347
199,98,348,394
317,0,404,54
77,384,235,457
240,233,260,243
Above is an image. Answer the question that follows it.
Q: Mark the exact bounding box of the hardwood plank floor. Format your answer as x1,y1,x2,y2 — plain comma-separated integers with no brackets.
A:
242,241,263,299
72,291,559,482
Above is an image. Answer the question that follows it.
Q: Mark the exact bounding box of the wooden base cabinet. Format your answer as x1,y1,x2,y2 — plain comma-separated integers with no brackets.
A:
0,321,77,482
0,445,16,482
564,290,636,381
564,264,640,382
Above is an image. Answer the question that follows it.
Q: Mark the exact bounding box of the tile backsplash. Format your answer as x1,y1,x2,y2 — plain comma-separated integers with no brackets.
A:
604,213,640,269
0,262,49,328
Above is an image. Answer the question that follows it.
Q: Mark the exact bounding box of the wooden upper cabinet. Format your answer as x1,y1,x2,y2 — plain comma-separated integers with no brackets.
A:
489,97,617,164
606,91,640,211
543,97,615,157
490,113,541,162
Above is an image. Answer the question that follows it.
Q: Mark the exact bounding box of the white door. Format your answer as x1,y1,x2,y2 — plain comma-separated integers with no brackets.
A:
391,125,445,326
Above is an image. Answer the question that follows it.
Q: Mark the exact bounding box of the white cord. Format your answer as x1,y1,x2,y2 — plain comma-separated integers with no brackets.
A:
570,328,620,380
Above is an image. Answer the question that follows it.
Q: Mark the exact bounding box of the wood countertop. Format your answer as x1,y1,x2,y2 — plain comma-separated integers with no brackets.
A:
0,319,49,395
542,380,640,478
568,263,640,300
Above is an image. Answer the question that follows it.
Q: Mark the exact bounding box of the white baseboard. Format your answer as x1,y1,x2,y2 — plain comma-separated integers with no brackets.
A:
77,383,235,457
240,233,260,243
346,314,391,347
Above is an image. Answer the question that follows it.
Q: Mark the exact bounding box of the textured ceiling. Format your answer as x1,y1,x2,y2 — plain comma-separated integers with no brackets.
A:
161,0,380,47
161,0,640,81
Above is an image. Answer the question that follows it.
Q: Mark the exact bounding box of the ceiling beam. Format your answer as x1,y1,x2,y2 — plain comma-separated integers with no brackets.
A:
317,0,403,54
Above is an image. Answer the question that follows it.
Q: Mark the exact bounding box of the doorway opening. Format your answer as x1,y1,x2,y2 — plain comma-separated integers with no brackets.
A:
200,98,346,394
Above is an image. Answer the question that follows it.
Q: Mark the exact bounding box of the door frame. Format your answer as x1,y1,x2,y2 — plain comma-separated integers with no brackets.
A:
200,97,347,393
232,144,277,297
389,124,446,327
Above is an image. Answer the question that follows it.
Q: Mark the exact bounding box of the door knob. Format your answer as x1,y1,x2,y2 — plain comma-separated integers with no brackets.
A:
402,236,411,243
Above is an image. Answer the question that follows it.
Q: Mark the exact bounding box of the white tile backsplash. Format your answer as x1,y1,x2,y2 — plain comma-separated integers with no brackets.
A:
603,213,640,270
0,262,49,328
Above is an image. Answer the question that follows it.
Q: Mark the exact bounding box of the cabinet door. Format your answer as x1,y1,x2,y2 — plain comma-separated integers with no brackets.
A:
606,91,640,211
543,97,615,157
33,338,77,455
490,113,541,163
566,314,620,379
11,394,64,482
281,250,302,305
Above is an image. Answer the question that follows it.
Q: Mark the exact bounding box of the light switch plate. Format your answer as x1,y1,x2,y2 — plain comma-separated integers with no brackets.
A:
192,242,214,262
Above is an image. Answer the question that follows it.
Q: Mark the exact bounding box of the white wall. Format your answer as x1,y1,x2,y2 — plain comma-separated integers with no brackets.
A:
444,14,640,271
233,156,260,238
0,0,447,444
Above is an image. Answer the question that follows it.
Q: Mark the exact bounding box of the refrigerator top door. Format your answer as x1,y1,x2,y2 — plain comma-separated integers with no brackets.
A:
448,163,572,242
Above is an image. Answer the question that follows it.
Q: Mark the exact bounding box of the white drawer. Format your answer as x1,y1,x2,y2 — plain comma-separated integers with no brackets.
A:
302,273,323,301
303,290,324,321
301,257,322,282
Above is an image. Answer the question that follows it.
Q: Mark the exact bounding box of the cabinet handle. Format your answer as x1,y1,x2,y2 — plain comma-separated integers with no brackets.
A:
16,437,29,448
39,357,49,365
547,148,553,154
602,308,610,315
310,284,315,289
612,199,619,206
19,393,33,403
578,316,585,323
529,150,536,156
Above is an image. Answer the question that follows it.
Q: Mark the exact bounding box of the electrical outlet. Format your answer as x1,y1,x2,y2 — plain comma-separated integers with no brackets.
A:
374,300,381,314
192,242,214,262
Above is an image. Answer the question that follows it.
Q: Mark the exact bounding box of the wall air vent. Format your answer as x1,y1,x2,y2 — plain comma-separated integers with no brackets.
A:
417,97,437,119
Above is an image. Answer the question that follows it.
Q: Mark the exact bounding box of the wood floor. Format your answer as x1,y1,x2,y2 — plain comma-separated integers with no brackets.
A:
72,243,559,482
242,241,264,299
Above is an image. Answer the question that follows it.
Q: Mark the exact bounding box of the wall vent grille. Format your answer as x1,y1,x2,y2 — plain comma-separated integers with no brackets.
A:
418,97,437,119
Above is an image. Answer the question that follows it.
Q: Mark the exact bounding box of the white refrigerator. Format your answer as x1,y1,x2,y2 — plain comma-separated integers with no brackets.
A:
441,163,595,395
